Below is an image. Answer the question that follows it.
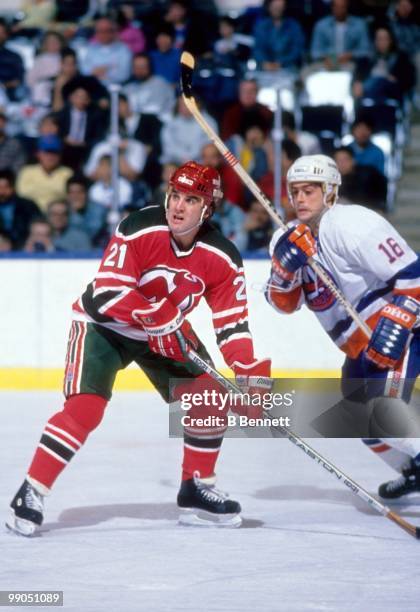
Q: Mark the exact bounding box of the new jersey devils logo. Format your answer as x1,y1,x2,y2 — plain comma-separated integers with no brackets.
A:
139,266,205,313
302,264,337,311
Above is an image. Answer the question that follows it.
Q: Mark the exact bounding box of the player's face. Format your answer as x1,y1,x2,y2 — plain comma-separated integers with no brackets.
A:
289,182,324,228
167,188,207,243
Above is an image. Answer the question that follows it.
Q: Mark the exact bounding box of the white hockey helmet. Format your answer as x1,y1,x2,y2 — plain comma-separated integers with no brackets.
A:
286,155,341,208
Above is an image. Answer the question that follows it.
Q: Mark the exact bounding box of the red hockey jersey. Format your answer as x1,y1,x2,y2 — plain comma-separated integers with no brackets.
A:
73,205,255,367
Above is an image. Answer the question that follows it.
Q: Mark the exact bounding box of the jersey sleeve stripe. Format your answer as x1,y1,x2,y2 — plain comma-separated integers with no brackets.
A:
212,306,247,319
93,285,130,298
96,272,137,283
214,318,248,334
97,288,132,314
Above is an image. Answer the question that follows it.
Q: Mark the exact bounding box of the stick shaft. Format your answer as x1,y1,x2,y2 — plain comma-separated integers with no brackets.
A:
176,331,419,539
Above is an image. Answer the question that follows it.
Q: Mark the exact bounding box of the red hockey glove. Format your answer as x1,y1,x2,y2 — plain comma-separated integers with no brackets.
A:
231,358,273,419
134,298,198,361
272,224,316,289
366,295,419,369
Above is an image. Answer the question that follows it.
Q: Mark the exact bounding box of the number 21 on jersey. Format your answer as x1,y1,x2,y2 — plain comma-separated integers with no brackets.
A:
103,243,128,269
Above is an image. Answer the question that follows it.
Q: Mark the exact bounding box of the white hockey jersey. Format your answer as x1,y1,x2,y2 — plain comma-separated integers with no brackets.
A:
267,204,420,358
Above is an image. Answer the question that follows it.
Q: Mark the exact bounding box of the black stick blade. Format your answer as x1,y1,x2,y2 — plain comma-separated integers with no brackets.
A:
180,51,195,98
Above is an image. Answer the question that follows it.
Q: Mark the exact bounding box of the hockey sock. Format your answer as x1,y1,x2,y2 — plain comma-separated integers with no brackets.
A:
182,443,222,481
362,438,412,473
28,394,107,489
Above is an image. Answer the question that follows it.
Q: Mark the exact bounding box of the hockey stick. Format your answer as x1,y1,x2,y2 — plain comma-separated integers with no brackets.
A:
180,51,372,340
176,331,420,540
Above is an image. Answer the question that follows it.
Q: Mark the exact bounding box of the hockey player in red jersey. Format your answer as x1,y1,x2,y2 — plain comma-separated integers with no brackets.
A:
7,161,271,535
265,154,420,501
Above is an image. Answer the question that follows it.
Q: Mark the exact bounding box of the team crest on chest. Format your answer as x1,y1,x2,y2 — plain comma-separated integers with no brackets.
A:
302,264,337,311
139,266,205,312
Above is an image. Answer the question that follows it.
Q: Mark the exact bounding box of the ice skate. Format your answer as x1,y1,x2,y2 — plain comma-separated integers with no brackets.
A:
6,479,45,536
378,460,420,500
177,472,242,528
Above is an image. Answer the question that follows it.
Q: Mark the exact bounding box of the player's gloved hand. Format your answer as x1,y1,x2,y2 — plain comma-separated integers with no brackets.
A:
272,224,316,289
366,295,419,369
134,298,198,361
231,358,273,419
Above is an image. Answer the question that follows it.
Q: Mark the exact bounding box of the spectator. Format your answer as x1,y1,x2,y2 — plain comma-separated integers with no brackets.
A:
334,145,387,212
47,199,92,252
201,142,244,211
228,125,269,185
309,0,371,70
353,26,416,103
200,142,246,249
349,118,385,175
0,169,41,249
12,1,56,34
23,113,60,161
82,17,132,85
0,19,25,101
56,84,105,170
164,0,189,49
149,23,182,87
221,79,273,141
85,132,147,183
161,96,218,164
24,218,55,253
388,0,420,59
243,200,273,252
52,48,79,112
114,4,146,55
258,138,301,221
282,110,321,155
0,229,12,252
253,0,305,72
164,1,219,57
389,0,420,104
66,175,107,245
123,53,175,120
26,31,64,106
16,135,73,211
117,93,143,138
214,16,253,63
52,48,109,113
152,161,177,207
88,155,133,211
0,112,27,174
212,196,247,252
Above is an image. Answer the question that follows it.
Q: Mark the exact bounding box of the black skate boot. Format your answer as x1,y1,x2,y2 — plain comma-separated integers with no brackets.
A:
378,460,420,500
6,479,45,536
177,472,242,527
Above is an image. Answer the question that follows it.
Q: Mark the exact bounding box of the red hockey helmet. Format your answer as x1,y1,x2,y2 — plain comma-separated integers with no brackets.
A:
168,161,223,214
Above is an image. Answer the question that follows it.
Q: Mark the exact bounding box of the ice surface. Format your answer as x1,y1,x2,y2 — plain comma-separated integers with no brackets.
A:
1,392,420,612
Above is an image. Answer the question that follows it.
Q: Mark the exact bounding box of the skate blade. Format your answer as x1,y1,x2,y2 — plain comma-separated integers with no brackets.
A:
5,510,38,537
178,508,242,528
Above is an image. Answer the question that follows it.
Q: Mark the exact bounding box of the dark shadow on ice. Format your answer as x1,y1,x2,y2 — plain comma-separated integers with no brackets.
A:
252,484,420,517
41,502,179,532
40,503,265,532
240,518,264,528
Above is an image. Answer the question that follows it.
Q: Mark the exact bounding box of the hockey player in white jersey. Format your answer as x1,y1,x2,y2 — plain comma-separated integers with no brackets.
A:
265,154,420,500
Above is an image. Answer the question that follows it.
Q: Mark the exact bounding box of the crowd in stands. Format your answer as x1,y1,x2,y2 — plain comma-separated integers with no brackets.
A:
0,0,418,255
